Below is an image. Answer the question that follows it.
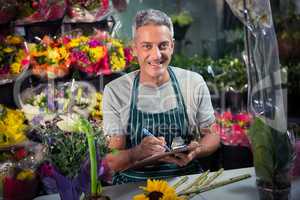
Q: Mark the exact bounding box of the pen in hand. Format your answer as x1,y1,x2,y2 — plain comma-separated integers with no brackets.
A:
142,128,172,152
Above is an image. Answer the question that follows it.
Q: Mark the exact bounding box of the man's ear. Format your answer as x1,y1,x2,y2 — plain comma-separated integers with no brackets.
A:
170,38,175,54
131,40,137,57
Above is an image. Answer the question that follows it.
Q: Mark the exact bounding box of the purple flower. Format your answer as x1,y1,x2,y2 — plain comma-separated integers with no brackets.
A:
88,40,101,48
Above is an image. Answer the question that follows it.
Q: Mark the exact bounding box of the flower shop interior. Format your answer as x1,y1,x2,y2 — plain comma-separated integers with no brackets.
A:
0,0,299,200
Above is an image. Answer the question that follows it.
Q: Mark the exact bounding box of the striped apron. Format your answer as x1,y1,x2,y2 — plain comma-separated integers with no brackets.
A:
113,67,201,184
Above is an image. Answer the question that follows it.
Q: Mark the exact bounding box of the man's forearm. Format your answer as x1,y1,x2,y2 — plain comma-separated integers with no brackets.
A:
194,132,220,158
105,146,140,172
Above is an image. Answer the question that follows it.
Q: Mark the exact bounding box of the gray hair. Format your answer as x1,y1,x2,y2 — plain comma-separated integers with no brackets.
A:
132,9,174,38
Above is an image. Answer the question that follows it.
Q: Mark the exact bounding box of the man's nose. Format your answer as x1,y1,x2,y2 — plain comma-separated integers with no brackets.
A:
150,46,162,60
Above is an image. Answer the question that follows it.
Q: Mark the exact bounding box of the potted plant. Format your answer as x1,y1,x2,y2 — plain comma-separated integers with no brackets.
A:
170,0,193,42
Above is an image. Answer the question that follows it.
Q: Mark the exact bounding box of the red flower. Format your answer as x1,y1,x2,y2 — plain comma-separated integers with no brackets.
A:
124,47,134,65
214,111,251,147
234,113,251,126
15,148,28,160
222,111,233,121
231,124,245,135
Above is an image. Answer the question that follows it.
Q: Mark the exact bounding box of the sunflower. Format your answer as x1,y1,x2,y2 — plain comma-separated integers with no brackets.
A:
133,179,185,200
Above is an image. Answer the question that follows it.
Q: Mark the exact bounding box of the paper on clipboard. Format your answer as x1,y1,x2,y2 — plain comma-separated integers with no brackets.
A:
126,145,198,170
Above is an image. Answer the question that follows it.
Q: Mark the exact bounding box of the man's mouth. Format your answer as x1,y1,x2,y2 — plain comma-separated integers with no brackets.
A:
147,60,165,67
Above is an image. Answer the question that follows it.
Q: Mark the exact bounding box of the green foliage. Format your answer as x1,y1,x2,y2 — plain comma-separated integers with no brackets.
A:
170,54,247,90
248,117,294,185
33,122,109,178
171,11,193,26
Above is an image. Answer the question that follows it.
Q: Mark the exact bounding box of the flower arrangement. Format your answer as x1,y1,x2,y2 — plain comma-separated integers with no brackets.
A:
107,37,133,72
29,36,71,79
16,0,66,25
213,111,252,147
21,81,96,123
65,0,110,23
133,179,184,200
0,35,30,78
63,34,133,75
0,104,28,148
31,114,113,199
0,105,46,200
63,35,109,75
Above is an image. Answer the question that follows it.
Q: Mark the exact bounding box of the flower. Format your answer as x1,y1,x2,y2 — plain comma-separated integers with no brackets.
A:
0,105,28,147
29,36,70,79
213,111,252,147
0,35,29,76
91,92,103,120
133,179,184,200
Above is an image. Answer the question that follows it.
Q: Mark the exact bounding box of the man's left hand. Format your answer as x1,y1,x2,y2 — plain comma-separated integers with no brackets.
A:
159,141,202,167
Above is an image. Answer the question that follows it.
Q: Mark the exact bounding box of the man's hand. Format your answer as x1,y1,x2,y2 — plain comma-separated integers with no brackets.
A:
159,141,202,167
132,136,167,161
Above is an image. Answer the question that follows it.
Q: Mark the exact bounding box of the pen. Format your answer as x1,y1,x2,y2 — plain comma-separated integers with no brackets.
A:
142,128,172,152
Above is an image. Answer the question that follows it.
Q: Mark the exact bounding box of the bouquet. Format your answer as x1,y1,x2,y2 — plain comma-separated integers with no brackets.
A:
213,111,252,147
0,104,46,200
0,142,46,200
65,0,110,23
63,34,110,75
62,32,133,75
29,35,71,79
106,37,133,73
0,104,28,148
0,35,30,81
16,0,66,25
21,81,97,124
0,0,17,24
29,114,113,199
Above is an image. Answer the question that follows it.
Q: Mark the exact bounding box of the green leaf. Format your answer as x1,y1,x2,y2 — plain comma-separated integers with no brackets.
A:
249,117,295,184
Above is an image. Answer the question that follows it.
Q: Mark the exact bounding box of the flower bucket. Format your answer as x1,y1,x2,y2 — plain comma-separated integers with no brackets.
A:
3,176,39,200
256,179,291,200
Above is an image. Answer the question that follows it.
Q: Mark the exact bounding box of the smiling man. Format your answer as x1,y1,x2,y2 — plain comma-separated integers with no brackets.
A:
103,9,220,184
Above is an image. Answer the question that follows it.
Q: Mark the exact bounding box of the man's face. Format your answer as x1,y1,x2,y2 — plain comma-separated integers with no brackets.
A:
133,24,174,79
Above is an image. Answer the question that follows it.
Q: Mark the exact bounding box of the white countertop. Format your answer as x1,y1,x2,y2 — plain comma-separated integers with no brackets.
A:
34,167,300,200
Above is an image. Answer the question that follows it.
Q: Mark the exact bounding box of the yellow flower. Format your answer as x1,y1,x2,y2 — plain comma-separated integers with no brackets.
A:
89,46,105,62
47,47,61,63
58,47,69,60
67,36,89,48
110,52,126,72
109,38,123,48
0,106,27,147
3,47,14,53
133,179,184,200
16,169,35,181
91,92,103,119
5,35,23,45
10,62,21,74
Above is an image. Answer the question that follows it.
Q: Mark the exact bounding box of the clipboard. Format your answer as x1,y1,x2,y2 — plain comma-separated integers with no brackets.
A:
125,145,198,170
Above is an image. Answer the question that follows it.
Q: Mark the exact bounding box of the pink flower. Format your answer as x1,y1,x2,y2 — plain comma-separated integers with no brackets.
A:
214,111,251,147
222,111,233,121
234,113,252,126
124,47,133,65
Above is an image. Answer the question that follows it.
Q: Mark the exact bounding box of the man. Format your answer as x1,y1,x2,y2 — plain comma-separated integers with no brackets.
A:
103,9,220,184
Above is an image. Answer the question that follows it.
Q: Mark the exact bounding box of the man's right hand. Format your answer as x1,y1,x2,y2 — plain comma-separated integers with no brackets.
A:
132,136,167,161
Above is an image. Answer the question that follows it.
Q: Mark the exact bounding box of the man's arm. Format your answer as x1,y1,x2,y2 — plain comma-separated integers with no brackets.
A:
106,135,167,172
160,123,220,167
187,122,220,159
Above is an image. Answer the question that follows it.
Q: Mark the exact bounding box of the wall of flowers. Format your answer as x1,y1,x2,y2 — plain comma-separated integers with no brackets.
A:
0,1,132,199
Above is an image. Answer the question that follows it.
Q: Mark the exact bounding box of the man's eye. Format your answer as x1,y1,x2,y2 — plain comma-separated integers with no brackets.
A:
142,44,152,49
159,43,169,50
